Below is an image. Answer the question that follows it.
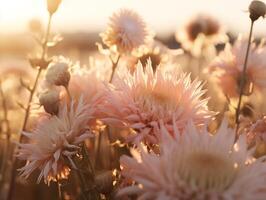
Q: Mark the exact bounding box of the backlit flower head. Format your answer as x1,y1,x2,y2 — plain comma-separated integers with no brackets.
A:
101,61,213,144
176,14,227,56
118,120,266,200
100,9,152,54
67,65,107,129
128,40,172,73
68,66,106,106
17,97,93,184
210,36,266,97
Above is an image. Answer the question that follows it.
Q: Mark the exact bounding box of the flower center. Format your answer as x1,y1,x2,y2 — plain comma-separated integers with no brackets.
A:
178,151,238,192
123,18,138,33
142,89,177,112
150,90,170,104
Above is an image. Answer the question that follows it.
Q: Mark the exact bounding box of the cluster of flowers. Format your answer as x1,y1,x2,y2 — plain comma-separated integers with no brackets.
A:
9,0,266,199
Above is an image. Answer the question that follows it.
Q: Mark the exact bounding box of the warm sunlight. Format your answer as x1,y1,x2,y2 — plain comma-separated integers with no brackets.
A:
1,0,265,34
0,0,46,32
2,0,266,200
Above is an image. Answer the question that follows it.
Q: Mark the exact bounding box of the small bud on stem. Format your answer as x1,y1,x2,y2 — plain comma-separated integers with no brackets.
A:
45,62,71,87
39,90,60,115
249,0,266,21
47,0,62,15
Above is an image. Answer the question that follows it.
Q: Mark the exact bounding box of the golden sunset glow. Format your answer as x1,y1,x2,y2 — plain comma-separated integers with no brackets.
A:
2,0,266,199
0,0,265,34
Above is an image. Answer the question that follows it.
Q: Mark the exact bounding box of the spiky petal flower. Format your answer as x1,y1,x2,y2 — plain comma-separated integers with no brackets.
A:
17,97,93,184
68,67,106,107
67,66,108,130
101,61,213,144
118,120,266,200
210,37,266,97
100,9,152,54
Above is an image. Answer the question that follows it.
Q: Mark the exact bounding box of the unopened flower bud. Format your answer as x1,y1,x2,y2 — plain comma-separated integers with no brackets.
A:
39,90,60,115
45,62,71,87
47,0,62,15
249,0,266,21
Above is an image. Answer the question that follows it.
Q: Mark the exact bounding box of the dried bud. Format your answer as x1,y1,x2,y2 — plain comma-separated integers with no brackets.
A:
47,0,62,15
39,89,60,115
45,62,71,87
249,0,266,21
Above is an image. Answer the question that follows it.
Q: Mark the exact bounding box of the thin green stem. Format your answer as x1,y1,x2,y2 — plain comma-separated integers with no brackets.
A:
0,81,12,197
22,14,52,132
73,156,100,200
95,55,121,169
82,143,95,176
0,80,11,140
21,68,42,132
94,129,103,169
109,55,121,83
42,13,53,59
75,169,88,200
65,86,72,101
6,13,54,200
235,20,254,134
57,182,63,200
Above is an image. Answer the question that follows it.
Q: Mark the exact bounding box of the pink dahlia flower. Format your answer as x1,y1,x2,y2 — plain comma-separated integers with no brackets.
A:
17,97,93,184
210,37,266,97
101,61,213,144
100,8,152,54
176,14,227,57
118,120,266,200
68,67,105,107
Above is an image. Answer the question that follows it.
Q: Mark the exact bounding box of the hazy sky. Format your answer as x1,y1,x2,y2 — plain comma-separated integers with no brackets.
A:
0,0,266,36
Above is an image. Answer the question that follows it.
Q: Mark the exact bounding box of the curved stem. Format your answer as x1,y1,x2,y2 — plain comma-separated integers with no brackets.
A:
235,20,254,134
0,81,11,189
0,80,11,140
42,13,52,59
21,14,52,132
6,13,53,200
109,55,121,83
95,55,121,169
64,86,72,101
94,129,103,169
57,182,63,200
21,68,42,131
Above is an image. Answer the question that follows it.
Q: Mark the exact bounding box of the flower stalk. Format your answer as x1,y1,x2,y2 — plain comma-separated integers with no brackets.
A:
6,13,54,200
95,55,121,169
235,20,254,133
109,55,121,83
0,80,11,140
22,13,52,132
